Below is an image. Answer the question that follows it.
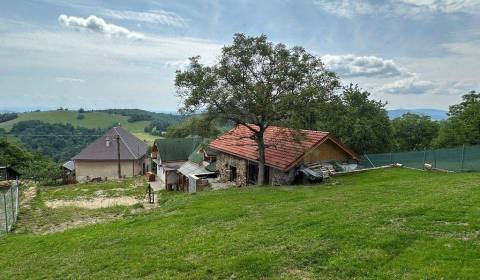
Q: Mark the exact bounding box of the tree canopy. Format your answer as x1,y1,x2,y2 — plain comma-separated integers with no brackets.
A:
392,113,439,151
313,84,393,154
434,91,480,148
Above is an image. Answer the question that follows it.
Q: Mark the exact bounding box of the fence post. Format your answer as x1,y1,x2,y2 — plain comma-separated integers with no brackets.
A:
3,193,8,233
433,149,437,168
364,154,375,168
460,144,466,171
423,148,427,169
10,188,15,223
15,185,19,220
390,152,393,164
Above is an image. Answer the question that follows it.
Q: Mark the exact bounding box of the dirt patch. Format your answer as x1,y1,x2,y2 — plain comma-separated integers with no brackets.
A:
39,216,122,235
45,196,140,209
20,182,37,209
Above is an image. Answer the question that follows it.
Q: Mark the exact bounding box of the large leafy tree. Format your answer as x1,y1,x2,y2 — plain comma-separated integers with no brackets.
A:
314,84,393,154
391,113,439,151
434,91,480,147
175,34,339,185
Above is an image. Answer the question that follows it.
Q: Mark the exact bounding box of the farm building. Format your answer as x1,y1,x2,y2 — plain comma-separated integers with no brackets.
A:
151,137,205,190
209,124,359,186
72,127,149,182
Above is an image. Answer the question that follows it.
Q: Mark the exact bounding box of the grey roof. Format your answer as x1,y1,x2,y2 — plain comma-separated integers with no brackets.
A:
73,127,148,161
178,161,215,177
62,160,75,171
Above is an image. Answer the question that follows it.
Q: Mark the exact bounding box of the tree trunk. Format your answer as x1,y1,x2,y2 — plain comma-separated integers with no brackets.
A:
257,131,266,185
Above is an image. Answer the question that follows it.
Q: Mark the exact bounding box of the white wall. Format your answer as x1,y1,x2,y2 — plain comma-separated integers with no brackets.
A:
75,160,143,182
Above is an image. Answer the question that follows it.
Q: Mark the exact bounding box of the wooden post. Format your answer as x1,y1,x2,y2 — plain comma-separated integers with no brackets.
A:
461,144,466,171
116,135,121,179
423,148,427,169
3,193,8,233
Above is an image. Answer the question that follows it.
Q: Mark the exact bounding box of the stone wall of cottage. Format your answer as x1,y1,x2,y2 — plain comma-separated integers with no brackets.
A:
270,168,296,186
217,152,247,186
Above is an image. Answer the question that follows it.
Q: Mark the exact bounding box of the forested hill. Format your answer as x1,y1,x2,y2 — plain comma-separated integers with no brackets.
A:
10,121,103,163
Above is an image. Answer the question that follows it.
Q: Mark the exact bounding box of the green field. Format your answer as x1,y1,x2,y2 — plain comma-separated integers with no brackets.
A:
1,168,480,279
0,111,155,144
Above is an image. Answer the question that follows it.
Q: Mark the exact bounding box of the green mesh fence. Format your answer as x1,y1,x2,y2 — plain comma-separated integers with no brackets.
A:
362,144,480,172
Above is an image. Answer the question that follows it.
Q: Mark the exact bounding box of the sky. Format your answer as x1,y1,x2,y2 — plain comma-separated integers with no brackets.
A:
1,0,479,112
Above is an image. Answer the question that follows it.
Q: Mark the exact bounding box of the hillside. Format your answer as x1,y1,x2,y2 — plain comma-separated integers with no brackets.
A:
1,168,480,279
0,110,181,143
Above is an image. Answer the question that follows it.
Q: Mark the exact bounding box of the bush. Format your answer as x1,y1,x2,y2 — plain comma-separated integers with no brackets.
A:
77,114,85,120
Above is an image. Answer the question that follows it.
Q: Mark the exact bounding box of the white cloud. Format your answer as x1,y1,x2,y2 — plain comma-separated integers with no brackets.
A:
399,0,480,13
322,54,411,78
376,75,478,97
0,31,222,74
58,14,144,40
313,0,375,18
164,59,191,70
313,0,480,18
103,10,187,27
55,77,85,83
381,77,435,94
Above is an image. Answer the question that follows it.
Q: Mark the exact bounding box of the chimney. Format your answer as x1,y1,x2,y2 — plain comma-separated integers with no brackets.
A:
106,137,111,147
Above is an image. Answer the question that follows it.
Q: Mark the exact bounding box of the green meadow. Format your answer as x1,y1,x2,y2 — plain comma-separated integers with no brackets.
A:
1,168,480,279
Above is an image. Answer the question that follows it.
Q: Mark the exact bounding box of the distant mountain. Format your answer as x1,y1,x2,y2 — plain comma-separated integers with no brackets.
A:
388,109,448,121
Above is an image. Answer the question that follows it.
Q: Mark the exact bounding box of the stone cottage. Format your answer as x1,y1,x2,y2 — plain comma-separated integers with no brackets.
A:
209,124,359,186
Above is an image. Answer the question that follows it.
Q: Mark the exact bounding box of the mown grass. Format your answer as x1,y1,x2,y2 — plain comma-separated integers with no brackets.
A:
1,168,480,279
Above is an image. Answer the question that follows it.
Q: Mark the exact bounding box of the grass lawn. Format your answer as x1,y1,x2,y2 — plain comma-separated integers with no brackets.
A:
1,168,480,279
132,131,160,145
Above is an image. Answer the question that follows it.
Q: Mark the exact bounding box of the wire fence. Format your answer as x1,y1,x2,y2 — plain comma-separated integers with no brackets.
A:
0,182,20,234
360,144,480,172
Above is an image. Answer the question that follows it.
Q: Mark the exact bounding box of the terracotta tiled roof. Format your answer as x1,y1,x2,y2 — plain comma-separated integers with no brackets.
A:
209,124,358,171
